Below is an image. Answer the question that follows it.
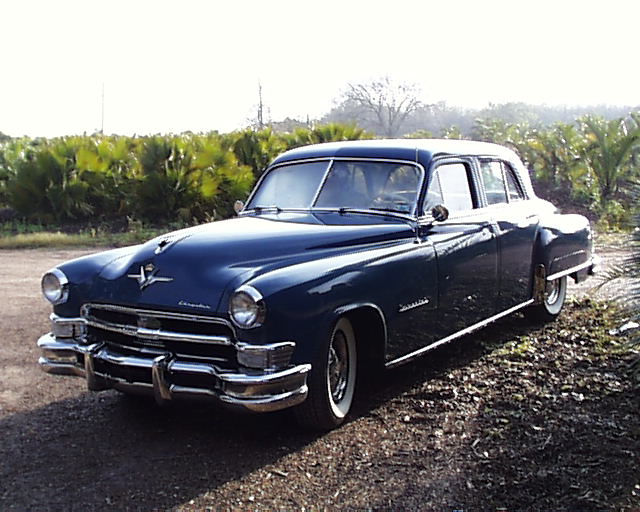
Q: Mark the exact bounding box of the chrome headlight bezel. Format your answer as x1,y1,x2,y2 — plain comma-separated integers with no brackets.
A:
41,268,69,305
229,285,266,329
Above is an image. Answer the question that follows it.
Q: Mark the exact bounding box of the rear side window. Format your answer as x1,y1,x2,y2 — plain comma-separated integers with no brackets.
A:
427,163,474,212
504,164,525,201
480,161,507,205
479,160,526,205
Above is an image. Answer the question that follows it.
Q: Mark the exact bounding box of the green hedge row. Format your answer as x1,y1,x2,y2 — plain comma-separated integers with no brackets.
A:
0,124,369,225
1,115,638,229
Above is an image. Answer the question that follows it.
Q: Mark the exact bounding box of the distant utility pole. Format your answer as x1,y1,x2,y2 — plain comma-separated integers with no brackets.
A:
257,82,264,130
100,82,105,134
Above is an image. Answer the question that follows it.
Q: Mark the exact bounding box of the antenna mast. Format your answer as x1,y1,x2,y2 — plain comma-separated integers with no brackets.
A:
257,82,264,130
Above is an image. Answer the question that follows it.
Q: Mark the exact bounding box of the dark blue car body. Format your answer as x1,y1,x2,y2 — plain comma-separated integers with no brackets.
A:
38,139,598,429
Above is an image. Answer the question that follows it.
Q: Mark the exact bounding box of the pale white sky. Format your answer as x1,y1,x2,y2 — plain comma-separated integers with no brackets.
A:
0,0,637,137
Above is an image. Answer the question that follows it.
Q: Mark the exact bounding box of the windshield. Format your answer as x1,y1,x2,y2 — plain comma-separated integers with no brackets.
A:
247,160,423,215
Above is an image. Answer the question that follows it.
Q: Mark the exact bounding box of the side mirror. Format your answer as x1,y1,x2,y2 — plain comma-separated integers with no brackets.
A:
233,200,245,215
431,204,449,222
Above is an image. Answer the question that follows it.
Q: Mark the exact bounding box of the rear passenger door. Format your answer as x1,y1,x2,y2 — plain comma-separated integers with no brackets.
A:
478,159,538,310
422,158,498,337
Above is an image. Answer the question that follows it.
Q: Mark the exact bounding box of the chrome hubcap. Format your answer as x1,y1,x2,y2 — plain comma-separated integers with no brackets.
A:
328,331,348,403
546,279,560,305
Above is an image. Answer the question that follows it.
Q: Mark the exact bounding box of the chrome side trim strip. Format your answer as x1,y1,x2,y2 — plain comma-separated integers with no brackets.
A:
546,258,594,281
385,299,535,369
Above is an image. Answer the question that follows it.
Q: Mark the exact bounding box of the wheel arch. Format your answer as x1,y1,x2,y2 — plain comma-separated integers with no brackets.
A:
334,303,387,373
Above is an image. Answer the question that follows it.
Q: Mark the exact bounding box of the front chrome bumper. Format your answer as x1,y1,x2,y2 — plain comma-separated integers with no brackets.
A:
38,333,311,412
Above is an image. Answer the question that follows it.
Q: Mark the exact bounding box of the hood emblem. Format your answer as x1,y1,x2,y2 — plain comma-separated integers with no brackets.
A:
127,263,174,290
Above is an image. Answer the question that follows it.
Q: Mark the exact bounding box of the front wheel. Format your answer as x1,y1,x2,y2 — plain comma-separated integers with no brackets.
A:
294,317,357,430
526,275,568,322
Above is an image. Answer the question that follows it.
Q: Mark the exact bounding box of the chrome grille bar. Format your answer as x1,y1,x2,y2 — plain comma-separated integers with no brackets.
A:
81,302,235,328
81,303,234,347
85,318,232,345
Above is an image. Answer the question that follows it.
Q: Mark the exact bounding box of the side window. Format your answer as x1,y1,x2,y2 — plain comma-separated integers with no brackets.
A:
427,163,474,212
480,161,507,205
503,164,525,201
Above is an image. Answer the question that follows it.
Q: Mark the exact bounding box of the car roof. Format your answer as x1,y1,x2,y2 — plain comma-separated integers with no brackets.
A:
270,138,522,167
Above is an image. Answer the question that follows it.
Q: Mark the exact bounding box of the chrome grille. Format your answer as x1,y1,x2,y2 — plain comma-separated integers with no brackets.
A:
81,303,237,366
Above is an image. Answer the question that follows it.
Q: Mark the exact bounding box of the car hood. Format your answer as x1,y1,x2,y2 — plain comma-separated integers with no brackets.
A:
92,215,414,313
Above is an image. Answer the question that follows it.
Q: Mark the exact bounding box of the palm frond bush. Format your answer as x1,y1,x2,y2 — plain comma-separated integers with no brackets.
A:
624,210,640,373
597,185,640,374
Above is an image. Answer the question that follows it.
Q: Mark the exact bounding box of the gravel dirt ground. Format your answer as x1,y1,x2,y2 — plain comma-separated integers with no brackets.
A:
0,241,638,511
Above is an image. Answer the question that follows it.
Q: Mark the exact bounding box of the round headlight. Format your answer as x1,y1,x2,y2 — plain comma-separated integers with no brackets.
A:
41,268,69,305
229,285,266,329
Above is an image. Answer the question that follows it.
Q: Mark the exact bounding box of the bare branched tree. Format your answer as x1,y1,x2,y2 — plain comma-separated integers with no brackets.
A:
344,76,422,137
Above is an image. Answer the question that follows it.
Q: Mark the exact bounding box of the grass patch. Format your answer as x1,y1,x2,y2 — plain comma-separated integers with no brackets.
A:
0,232,96,249
0,228,168,249
0,218,190,249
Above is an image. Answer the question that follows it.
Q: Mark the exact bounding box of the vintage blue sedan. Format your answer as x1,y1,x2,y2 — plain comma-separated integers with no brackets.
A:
38,139,599,429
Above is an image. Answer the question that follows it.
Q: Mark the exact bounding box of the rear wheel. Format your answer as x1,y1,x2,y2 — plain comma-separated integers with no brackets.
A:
526,275,567,322
294,317,357,430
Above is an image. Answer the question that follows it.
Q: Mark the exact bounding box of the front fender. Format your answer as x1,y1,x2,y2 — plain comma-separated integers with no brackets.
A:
234,240,437,365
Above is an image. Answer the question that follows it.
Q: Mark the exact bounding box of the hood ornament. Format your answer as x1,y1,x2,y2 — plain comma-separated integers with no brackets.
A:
127,263,173,290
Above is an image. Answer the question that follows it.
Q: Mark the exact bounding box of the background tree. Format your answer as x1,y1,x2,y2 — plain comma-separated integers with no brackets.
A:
580,115,640,207
340,76,423,137
525,123,594,209
229,128,286,180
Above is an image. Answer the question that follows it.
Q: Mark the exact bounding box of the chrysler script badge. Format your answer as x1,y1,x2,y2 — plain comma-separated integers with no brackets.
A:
127,263,173,290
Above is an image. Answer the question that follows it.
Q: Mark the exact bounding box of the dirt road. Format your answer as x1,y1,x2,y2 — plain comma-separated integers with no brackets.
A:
0,246,637,511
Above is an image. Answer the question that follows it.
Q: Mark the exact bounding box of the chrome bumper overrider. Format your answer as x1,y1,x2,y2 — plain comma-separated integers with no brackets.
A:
38,333,311,412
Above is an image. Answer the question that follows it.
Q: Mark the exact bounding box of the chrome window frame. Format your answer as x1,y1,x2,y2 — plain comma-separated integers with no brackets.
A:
424,156,480,218
474,157,529,209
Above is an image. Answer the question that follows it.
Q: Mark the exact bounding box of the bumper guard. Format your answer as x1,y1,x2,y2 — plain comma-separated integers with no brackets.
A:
38,332,311,413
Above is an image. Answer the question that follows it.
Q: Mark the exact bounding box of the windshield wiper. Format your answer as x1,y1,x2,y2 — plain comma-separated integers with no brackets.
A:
337,207,412,218
251,205,282,213
370,206,411,214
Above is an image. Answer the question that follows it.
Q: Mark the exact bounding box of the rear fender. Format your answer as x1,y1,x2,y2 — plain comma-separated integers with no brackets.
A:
531,213,593,286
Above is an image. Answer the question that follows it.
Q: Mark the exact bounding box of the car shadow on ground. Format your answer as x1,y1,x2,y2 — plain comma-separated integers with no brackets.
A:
0,388,322,510
2,310,636,510
351,311,533,417
0,314,534,511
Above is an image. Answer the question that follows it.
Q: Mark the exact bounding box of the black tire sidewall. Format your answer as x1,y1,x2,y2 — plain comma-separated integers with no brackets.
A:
294,317,357,430
544,276,567,316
